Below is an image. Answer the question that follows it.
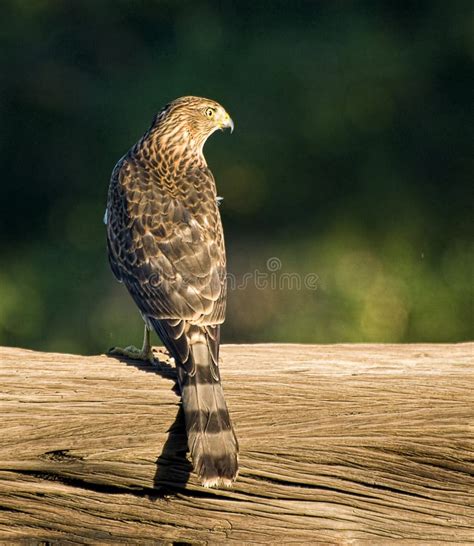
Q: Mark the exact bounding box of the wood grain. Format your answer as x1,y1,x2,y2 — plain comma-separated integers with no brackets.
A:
0,343,473,544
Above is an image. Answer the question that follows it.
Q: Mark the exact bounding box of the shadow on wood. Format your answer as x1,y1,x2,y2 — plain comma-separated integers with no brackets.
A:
107,352,193,493
0,343,473,544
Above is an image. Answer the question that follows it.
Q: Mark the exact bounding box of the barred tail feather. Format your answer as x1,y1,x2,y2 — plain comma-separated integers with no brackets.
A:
150,319,238,487
181,344,238,487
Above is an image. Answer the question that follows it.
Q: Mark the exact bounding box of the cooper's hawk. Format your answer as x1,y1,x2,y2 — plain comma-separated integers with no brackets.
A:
105,96,238,487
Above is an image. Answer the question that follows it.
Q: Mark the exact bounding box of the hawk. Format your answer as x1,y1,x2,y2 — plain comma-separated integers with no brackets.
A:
105,96,238,487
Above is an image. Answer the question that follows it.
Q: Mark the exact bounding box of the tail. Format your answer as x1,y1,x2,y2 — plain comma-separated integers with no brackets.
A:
152,320,239,487
181,346,239,487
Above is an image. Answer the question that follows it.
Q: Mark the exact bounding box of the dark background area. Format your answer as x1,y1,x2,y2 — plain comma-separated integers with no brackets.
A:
0,0,472,354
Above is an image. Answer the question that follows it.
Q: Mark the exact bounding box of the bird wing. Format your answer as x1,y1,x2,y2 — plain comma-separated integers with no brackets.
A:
106,158,226,326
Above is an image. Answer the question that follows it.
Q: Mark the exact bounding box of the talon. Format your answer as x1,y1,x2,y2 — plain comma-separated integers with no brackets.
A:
108,326,155,364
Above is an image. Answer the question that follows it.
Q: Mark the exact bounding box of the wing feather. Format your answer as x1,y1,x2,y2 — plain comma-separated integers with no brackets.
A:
106,158,226,326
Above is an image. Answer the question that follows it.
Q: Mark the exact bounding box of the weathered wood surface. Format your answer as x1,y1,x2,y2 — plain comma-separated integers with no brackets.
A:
0,343,473,544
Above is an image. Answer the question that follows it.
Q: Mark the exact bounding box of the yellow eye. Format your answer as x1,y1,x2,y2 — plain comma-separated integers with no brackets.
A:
205,107,215,119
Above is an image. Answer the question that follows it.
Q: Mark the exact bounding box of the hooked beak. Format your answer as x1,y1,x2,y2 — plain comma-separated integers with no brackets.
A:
220,112,234,133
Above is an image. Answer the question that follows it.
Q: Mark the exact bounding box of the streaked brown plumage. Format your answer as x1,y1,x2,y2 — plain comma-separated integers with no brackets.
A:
105,96,238,487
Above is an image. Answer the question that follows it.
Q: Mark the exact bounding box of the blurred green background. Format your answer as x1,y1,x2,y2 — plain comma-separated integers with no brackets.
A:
0,0,472,354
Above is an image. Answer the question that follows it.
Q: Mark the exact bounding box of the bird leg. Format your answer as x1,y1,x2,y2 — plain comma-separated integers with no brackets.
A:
108,324,155,364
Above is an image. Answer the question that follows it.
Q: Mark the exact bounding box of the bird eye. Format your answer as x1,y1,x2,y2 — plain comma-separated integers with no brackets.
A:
205,108,215,119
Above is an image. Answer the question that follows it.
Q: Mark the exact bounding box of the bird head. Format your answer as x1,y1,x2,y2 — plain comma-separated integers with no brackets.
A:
153,96,234,154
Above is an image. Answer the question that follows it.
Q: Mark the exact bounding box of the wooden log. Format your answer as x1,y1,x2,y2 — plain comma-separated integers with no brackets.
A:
0,343,473,544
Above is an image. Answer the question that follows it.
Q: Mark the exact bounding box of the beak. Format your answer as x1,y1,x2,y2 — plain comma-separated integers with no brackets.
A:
220,113,234,133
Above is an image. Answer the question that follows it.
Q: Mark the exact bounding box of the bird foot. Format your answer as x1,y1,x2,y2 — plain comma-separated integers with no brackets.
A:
108,345,156,364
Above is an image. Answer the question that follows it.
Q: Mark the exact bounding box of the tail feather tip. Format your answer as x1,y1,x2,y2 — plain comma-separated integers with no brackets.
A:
201,474,238,489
